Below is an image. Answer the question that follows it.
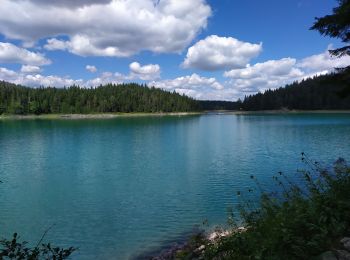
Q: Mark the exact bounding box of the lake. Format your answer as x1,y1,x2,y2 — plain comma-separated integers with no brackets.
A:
1,113,350,259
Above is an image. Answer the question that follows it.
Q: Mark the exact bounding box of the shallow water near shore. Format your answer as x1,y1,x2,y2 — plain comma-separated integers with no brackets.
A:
1,113,350,259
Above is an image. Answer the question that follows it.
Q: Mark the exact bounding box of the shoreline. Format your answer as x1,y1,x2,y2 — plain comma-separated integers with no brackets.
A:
218,109,350,115
0,112,202,120
145,227,246,259
1,110,350,120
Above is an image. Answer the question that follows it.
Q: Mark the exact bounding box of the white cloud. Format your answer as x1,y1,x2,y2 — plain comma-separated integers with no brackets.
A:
0,0,211,57
84,62,161,83
129,62,160,80
223,47,350,96
224,58,305,94
297,48,350,72
85,72,126,87
16,0,113,8
86,65,97,73
0,61,162,88
151,73,223,90
1,47,349,101
150,73,226,99
20,74,84,88
0,67,83,87
182,35,262,71
224,58,297,79
217,48,350,99
20,65,42,73
169,87,239,101
0,67,18,81
44,38,69,51
0,42,51,66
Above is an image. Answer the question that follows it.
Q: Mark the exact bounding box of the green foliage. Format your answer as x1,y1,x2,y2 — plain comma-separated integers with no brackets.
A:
311,0,350,57
310,0,350,98
198,100,240,111
0,233,76,260
0,82,200,115
241,68,350,110
200,156,350,259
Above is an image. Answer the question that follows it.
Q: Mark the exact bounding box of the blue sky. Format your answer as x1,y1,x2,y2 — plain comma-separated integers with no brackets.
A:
0,0,349,100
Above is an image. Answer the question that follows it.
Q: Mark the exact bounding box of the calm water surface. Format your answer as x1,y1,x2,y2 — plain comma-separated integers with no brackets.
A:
1,113,350,259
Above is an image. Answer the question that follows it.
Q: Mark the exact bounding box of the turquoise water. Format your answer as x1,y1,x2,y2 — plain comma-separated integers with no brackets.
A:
1,113,350,259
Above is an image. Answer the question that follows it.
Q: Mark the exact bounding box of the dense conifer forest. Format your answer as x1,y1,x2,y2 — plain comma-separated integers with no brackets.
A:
198,100,239,111
0,82,200,114
0,68,349,115
239,68,350,110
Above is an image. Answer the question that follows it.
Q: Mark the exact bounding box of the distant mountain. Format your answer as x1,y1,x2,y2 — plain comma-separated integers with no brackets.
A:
240,67,350,111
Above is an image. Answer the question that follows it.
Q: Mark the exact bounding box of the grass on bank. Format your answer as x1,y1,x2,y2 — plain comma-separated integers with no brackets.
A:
177,154,350,259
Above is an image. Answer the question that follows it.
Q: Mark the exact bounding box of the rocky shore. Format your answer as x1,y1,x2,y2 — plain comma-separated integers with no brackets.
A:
148,227,246,260
149,230,350,260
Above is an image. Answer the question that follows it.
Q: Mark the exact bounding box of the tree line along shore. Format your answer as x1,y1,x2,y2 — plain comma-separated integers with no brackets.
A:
0,67,349,117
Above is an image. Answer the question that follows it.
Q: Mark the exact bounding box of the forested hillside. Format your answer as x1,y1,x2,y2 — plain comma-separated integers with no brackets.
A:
240,68,350,110
0,82,199,114
1,68,350,115
198,100,239,111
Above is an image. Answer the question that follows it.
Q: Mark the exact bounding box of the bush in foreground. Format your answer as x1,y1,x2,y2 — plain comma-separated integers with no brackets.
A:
0,232,76,259
178,155,350,259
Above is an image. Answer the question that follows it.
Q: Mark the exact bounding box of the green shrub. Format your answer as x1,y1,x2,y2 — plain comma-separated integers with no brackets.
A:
0,233,76,260
203,155,350,259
